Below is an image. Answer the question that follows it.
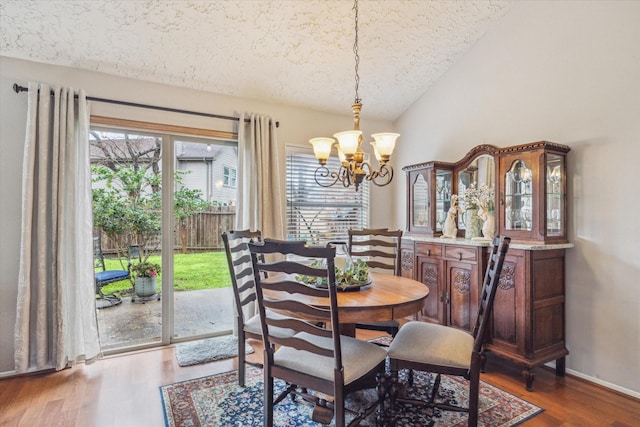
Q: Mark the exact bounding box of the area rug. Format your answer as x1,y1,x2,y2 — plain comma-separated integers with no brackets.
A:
160,366,542,426
175,335,254,367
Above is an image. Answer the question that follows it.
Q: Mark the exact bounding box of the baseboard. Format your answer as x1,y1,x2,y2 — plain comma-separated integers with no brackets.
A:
565,368,640,400
0,366,54,379
542,360,640,400
0,369,17,379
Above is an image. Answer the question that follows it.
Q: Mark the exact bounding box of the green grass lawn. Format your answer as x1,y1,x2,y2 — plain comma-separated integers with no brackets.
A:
100,251,231,296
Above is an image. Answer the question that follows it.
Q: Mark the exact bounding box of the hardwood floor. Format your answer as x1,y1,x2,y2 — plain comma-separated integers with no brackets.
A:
1,331,638,426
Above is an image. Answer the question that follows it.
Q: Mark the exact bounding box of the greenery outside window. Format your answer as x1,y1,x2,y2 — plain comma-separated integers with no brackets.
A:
286,147,369,245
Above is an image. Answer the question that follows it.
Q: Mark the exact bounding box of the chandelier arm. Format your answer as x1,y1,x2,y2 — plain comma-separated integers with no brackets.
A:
313,166,341,188
339,165,352,188
370,164,394,187
360,161,375,180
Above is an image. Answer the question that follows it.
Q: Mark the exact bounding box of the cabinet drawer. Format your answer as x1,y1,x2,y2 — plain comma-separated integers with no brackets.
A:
415,243,443,257
444,246,478,262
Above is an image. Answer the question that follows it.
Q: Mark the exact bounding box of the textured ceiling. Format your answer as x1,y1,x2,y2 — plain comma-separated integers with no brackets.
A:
1,0,511,120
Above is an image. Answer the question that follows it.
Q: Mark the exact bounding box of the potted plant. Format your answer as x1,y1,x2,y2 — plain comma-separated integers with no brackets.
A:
131,261,161,298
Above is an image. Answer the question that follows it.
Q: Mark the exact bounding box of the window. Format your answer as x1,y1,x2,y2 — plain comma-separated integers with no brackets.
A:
286,147,369,245
223,166,237,188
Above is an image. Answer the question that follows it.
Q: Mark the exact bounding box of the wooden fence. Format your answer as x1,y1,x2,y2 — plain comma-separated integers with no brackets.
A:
97,206,236,255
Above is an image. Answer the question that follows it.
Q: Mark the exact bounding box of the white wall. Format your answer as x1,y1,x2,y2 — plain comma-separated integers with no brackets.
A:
391,1,640,396
0,57,394,373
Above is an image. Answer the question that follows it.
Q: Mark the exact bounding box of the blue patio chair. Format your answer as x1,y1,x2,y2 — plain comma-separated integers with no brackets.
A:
94,236,139,309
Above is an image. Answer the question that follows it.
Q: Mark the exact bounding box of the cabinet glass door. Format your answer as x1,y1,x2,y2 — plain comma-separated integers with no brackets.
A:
412,174,429,228
546,153,565,236
505,159,533,231
435,170,452,232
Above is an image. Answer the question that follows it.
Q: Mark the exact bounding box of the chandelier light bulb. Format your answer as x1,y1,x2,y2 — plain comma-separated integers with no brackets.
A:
371,133,399,157
309,137,335,164
334,130,362,155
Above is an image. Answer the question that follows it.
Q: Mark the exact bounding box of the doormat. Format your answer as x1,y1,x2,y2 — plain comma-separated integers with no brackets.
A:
160,366,543,426
174,335,254,367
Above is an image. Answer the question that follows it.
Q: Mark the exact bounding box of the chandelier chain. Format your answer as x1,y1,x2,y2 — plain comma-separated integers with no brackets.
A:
353,0,361,104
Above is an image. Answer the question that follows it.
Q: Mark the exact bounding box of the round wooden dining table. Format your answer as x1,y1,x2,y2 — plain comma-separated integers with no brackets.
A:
267,272,429,337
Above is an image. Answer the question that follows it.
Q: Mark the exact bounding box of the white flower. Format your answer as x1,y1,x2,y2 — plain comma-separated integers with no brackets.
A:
461,184,495,211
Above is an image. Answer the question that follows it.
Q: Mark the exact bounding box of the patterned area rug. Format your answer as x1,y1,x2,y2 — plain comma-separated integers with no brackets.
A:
175,335,254,367
160,366,542,426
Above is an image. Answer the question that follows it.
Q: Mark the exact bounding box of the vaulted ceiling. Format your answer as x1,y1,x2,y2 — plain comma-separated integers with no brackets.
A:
1,0,512,120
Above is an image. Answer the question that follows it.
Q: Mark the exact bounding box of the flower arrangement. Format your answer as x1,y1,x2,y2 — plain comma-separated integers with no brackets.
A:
296,259,370,290
130,261,161,278
461,183,495,212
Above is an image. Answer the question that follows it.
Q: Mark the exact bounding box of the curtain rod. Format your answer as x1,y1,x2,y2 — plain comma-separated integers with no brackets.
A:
12,83,279,128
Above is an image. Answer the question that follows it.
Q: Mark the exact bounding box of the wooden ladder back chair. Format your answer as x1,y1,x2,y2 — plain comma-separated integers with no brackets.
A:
348,228,403,275
348,228,403,338
387,236,511,427
248,240,388,427
222,229,267,387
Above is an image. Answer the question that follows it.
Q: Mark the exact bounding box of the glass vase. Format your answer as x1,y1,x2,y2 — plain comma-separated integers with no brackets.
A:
464,208,483,239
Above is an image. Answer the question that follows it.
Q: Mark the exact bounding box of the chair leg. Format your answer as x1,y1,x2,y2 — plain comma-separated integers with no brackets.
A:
264,364,274,427
376,372,392,426
334,387,345,427
430,373,442,404
95,283,122,309
238,330,246,387
468,371,480,427
389,370,400,411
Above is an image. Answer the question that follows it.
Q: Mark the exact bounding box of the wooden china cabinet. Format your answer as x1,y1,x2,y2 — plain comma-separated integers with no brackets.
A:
401,141,572,391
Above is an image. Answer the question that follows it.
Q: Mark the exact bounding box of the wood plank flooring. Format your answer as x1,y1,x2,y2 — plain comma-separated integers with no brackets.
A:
1,331,638,426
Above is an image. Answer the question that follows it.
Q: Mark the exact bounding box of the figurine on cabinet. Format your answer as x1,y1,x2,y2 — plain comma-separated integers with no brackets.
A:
442,194,461,238
474,207,495,240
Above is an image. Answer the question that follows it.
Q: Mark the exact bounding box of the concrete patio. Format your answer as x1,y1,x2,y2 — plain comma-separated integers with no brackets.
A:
96,287,235,350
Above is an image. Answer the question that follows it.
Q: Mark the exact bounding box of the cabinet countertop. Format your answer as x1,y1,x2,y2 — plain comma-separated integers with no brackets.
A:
404,234,574,251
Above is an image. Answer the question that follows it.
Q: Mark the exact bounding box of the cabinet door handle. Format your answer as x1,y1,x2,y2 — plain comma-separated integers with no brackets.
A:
458,252,463,261
427,249,431,256
445,292,450,305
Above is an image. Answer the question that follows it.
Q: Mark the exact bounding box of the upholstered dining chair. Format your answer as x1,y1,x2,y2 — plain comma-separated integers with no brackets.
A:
348,228,403,338
387,235,511,427
222,230,297,387
248,240,388,427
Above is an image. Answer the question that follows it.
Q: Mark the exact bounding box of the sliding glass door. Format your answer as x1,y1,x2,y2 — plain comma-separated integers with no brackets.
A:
91,128,164,350
91,126,236,352
171,139,236,341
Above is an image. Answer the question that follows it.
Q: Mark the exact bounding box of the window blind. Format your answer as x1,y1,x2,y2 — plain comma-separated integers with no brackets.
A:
286,147,369,245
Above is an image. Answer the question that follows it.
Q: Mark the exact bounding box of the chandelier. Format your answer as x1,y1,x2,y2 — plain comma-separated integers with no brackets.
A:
309,0,399,192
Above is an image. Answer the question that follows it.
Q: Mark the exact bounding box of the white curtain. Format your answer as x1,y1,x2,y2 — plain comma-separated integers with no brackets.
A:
14,82,100,373
234,113,284,328
236,113,284,239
